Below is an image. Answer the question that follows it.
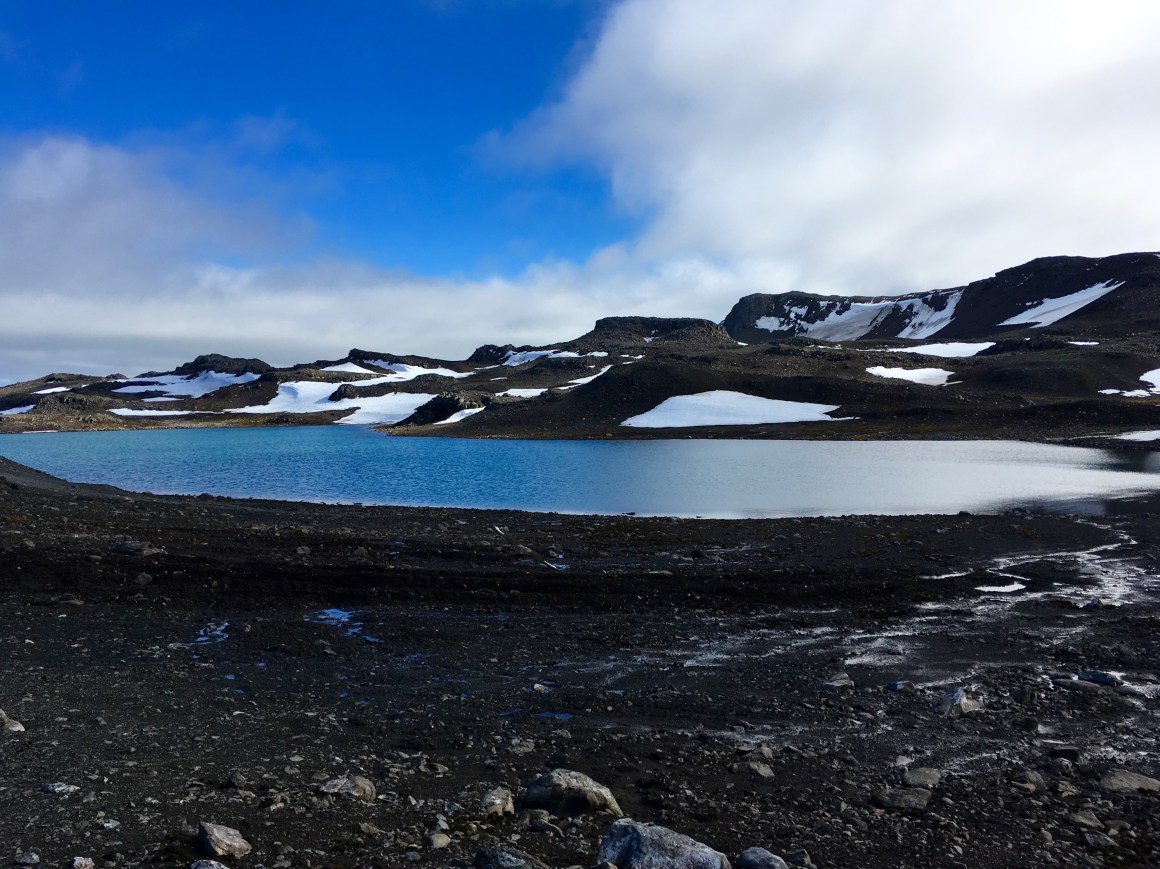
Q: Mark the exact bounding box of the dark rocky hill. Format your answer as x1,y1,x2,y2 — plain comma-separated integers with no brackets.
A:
723,252,1160,344
3,252,1160,443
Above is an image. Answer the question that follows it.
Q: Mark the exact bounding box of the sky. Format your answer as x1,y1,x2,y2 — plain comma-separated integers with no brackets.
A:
2,0,1160,382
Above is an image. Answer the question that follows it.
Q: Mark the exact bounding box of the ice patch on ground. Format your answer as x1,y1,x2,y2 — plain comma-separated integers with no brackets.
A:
885,342,994,358
113,371,260,398
621,391,842,428
866,366,954,386
998,281,1123,328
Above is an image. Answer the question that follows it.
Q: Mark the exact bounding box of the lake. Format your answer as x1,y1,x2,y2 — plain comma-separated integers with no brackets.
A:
1,426,1158,518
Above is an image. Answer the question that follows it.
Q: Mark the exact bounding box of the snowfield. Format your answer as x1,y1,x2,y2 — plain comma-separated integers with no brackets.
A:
361,360,470,380
621,391,842,428
1117,430,1160,442
866,366,955,386
113,371,261,398
998,280,1123,328
885,342,994,358
232,380,436,426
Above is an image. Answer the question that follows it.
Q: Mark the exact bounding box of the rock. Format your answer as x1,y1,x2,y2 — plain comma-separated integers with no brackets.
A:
1053,678,1104,694
520,769,623,818
735,847,789,869
318,775,376,802
1099,768,1160,794
902,768,941,789
822,672,852,691
427,833,452,850
1012,684,1040,705
0,709,25,733
730,760,774,779
871,788,932,811
1048,745,1083,764
782,852,814,869
67,860,94,869
938,686,982,716
13,853,39,867
472,845,549,869
190,863,230,869
196,822,253,858
886,681,915,693
1069,810,1104,830
1078,669,1123,687
480,786,515,819
601,818,731,869
40,782,80,795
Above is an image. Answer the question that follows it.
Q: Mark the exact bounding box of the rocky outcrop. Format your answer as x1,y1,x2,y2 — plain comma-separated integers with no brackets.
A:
601,819,730,869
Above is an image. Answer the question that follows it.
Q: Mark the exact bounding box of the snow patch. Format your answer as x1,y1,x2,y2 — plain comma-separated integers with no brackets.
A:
321,362,382,375
896,291,964,339
1116,430,1160,442
498,388,548,398
621,391,843,428
109,409,193,417
998,281,1124,328
885,342,994,358
866,366,954,386
435,407,486,425
563,364,613,388
1069,341,1100,346
362,360,470,380
0,405,35,415
33,386,72,395
113,371,259,398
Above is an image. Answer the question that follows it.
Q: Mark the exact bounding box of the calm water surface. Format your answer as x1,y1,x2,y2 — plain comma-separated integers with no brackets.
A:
1,426,1158,518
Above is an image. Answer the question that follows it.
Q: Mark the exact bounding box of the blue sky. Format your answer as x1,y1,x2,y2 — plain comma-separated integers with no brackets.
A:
0,0,628,276
2,0,1159,381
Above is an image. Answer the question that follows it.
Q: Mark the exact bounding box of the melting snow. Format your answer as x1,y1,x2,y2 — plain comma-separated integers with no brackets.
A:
113,371,260,398
0,405,35,415
886,342,994,358
998,280,1124,328
866,366,954,386
621,391,842,428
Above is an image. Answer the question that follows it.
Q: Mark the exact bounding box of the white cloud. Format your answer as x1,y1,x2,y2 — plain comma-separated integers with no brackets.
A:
498,0,1160,294
6,2,1160,381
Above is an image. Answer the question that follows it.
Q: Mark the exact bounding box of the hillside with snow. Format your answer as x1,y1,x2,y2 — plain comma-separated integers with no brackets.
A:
2,253,1159,443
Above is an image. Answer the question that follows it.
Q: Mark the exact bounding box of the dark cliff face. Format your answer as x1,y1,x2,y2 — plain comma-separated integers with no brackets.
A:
722,252,1160,344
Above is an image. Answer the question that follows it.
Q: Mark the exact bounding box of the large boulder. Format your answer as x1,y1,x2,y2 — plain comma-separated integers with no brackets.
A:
196,822,252,858
1099,769,1160,794
319,775,376,802
520,769,623,818
473,845,549,869
602,818,730,869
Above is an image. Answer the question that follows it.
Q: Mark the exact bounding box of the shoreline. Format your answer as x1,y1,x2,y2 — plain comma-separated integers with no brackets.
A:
2,457,1160,867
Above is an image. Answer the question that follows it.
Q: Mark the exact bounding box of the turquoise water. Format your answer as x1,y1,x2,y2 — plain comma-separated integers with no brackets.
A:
1,426,1158,518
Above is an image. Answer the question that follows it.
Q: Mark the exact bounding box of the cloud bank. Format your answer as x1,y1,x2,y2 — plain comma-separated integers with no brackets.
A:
4,0,1160,380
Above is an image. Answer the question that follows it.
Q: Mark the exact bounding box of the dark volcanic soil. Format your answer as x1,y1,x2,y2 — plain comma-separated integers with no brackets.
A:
2,457,1160,868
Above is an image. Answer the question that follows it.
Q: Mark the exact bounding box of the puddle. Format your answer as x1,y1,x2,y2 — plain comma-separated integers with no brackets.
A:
193,621,229,645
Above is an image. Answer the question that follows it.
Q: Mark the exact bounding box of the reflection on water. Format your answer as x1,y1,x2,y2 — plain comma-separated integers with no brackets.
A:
1,426,1159,519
